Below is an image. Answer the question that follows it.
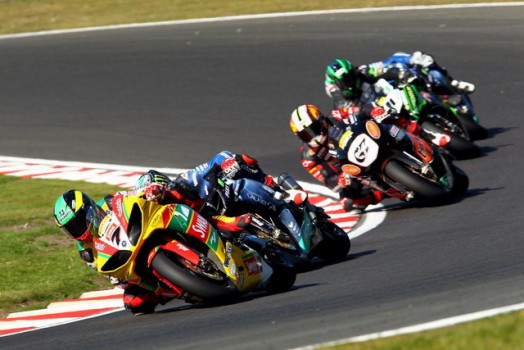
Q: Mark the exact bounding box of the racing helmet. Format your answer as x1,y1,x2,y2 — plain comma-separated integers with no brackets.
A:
53,190,106,241
290,104,327,147
135,170,172,190
325,59,361,97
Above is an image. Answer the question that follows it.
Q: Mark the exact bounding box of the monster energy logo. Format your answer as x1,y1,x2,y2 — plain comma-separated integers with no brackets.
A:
404,85,418,113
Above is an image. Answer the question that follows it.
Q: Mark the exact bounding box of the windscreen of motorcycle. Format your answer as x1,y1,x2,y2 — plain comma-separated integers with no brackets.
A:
346,133,380,168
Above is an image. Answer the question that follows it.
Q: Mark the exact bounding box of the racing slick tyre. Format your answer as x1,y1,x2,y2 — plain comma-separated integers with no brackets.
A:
151,250,240,303
450,166,469,196
421,121,480,160
312,220,351,262
384,160,450,200
456,114,489,140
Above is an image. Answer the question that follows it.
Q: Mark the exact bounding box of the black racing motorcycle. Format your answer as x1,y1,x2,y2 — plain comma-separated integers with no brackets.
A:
201,173,351,269
335,118,469,203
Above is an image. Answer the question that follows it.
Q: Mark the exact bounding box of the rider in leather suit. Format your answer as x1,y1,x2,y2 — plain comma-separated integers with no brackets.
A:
325,52,475,110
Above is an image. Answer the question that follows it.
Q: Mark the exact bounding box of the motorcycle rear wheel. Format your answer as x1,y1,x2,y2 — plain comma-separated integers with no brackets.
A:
456,114,489,140
312,220,351,262
151,250,240,303
384,160,449,199
421,121,480,160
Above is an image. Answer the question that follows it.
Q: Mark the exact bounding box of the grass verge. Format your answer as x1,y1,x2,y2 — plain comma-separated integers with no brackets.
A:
0,175,123,318
323,309,524,349
0,0,516,35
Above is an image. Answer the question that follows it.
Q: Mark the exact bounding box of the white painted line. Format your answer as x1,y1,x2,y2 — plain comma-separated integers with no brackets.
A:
291,301,524,349
47,299,124,310
0,155,187,174
347,205,387,240
0,2,523,40
0,317,80,330
0,308,124,337
80,289,124,299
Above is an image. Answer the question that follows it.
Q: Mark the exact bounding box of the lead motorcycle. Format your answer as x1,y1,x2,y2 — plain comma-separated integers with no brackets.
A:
335,118,469,203
92,194,296,309
201,173,351,269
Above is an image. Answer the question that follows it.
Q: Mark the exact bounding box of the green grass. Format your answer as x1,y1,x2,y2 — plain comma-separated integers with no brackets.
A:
0,175,123,317
0,0,516,35
322,310,524,350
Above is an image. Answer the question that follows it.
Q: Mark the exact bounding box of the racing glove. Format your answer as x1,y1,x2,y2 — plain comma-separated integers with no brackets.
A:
410,51,435,67
143,183,166,201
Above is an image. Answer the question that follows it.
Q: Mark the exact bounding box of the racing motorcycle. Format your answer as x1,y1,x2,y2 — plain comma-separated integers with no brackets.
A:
336,118,469,203
201,173,351,268
374,79,481,160
413,66,488,140
92,194,296,307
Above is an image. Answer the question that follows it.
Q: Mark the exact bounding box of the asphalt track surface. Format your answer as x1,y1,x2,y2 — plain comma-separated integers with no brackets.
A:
1,4,524,349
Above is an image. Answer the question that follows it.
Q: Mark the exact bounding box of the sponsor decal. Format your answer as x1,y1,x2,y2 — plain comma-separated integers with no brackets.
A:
112,195,124,218
176,242,190,251
338,129,354,150
207,229,219,251
410,134,433,163
95,241,106,251
56,205,74,224
342,164,361,176
195,163,209,172
347,134,380,167
99,216,117,239
389,125,400,138
247,192,273,209
224,241,233,268
188,213,210,241
221,157,239,177
365,120,381,139
301,159,315,167
244,256,260,275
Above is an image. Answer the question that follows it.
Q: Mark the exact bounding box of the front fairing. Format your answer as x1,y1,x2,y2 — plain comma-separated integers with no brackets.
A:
340,121,391,176
93,195,266,293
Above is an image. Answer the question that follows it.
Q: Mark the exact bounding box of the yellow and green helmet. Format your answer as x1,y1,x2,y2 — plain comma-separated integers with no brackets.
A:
53,190,104,241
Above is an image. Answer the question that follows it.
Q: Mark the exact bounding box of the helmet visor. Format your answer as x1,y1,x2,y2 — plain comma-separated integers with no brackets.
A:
336,69,358,96
299,119,323,143
60,206,89,240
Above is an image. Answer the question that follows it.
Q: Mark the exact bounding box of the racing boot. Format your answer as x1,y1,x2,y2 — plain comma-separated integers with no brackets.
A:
210,214,252,233
341,190,384,213
451,79,475,94
123,285,162,315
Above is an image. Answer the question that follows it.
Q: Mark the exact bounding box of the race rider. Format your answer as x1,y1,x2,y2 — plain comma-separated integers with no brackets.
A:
367,51,476,96
172,151,283,216
289,104,385,212
324,52,475,109
52,171,254,315
53,189,173,315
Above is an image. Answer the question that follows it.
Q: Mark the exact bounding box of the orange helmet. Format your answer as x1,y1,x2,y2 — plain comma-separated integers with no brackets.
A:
290,105,327,147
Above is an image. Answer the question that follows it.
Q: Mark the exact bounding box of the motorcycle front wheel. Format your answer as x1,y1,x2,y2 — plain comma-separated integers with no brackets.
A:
151,250,240,303
384,160,450,200
312,220,351,262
